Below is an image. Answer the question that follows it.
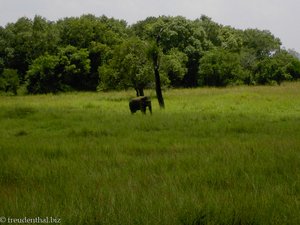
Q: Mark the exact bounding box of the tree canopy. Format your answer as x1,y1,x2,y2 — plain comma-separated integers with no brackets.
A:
0,14,299,95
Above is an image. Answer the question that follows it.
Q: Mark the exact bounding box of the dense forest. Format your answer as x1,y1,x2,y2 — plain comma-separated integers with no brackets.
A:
0,14,300,95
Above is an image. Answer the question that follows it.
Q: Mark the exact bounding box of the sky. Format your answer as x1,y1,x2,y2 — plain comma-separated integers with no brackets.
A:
0,0,299,52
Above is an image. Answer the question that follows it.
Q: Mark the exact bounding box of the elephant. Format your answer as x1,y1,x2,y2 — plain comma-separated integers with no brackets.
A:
129,96,152,114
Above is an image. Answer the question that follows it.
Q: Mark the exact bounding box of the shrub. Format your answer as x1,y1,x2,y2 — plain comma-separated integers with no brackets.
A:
0,69,19,95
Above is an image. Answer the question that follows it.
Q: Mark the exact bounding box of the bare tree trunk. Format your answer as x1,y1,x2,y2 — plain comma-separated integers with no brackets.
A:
139,88,144,96
151,45,165,109
154,62,164,108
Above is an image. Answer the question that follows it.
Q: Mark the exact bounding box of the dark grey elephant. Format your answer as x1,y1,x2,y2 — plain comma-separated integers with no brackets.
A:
129,96,152,114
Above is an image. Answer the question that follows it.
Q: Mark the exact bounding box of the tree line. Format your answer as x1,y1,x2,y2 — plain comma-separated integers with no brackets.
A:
1,14,300,95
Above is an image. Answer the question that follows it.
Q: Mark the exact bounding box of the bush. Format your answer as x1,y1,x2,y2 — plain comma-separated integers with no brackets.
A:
254,51,297,85
0,69,19,95
199,49,243,86
26,54,62,94
26,46,92,94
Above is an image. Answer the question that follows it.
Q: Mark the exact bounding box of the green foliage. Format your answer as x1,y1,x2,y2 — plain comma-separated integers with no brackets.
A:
254,51,299,85
26,54,61,94
31,16,59,58
157,16,207,54
0,57,4,74
132,16,207,87
3,17,33,78
58,45,91,90
219,26,243,53
57,14,127,48
2,16,59,80
161,48,188,86
199,49,243,86
0,68,19,94
26,46,91,93
1,14,300,93
243,29,281,59
98,38,153,96
276,50,300,80
88,42,112,90
196,15,222,47
98,64,120,91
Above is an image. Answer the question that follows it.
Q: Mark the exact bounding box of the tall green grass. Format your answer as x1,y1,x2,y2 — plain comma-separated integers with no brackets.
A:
0,83,299,225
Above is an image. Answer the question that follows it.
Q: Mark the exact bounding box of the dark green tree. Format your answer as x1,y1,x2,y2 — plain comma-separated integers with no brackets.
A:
239,49,257,85
57,14,127,49
1,14,298,94
0,68,19,95
3,17,33,80
27,46,92,93
88,42,112,91
196,15,221,47
161,48,188,87
199,48,243,86
242,29,281,59
1,16,59,82
132,16,207,107
219,26,243,53
58,45,91,91
26,54,61,94
98,38,153,96
0,57,4,75
254,50,300,84
132,17,167,107
31,16,59,59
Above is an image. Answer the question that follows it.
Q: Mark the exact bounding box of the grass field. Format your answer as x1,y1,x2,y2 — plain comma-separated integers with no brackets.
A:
0,83,300,225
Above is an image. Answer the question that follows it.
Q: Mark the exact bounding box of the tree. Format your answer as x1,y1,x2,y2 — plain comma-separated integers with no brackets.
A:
0,28,6,70
57,15,98,48
199,48,243,86
161,48,188,87
274,50,300,80
196,15,221,47
148,41,165,108
138,16,208,87
0,69,19,95
30,16,59,59
120,44,153,96
98,38,153,96
0,57,4,75
132,17,168,107
57,14,127,49
239,49,257,85
88,42,112,91
1,14,298,94
219,26,243,53
242,29,281,59
57,46,91,91
1,16,59,83
27,46,92,94
133,16,204,107
254,50,300,84
26,54,61,94
3,17,33,80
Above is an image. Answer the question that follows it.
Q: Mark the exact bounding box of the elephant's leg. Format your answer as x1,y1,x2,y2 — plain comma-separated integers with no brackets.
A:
141,106,146,114
148,102,152,114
